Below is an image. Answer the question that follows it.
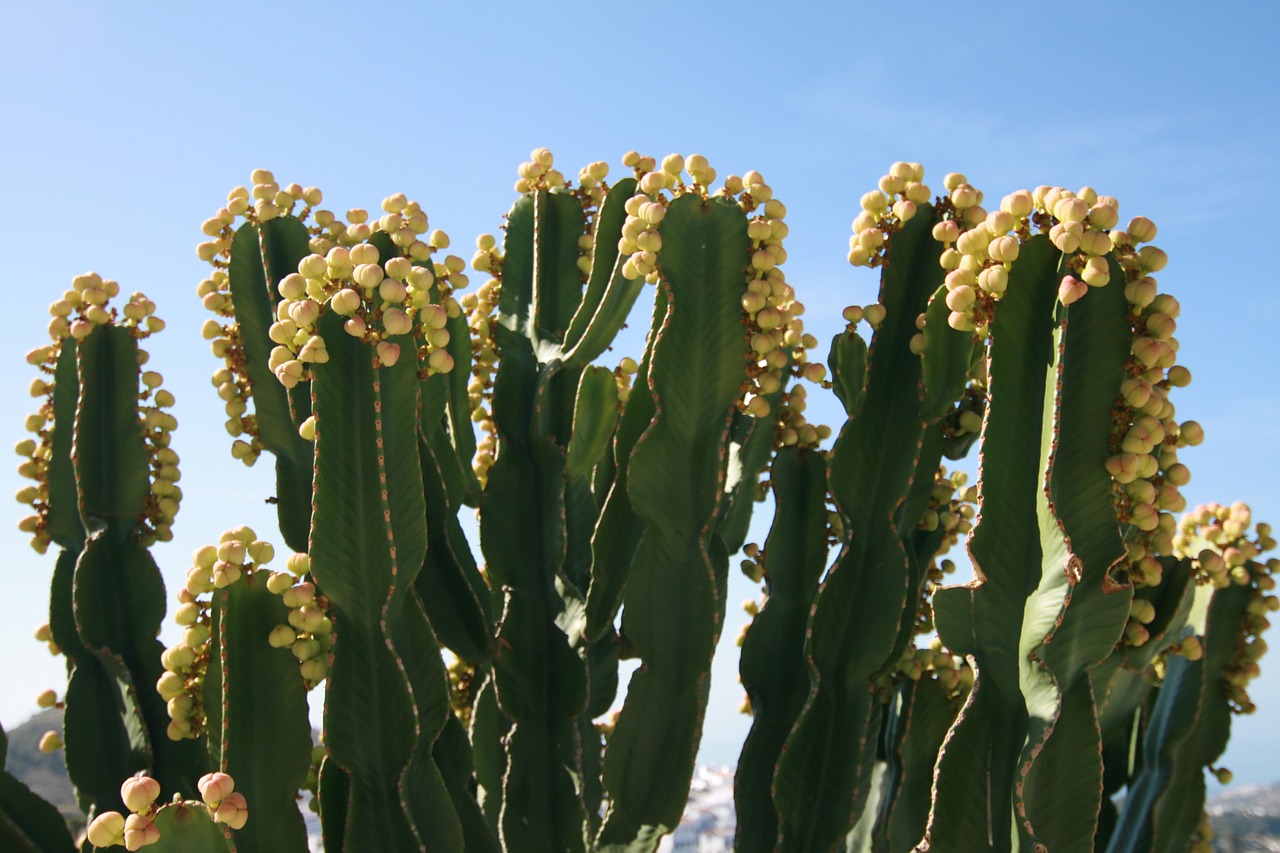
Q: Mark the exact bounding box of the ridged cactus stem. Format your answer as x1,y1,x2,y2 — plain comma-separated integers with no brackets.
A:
772,203,943,849
20,281,203,820
310,308,461,851
597,192,750,847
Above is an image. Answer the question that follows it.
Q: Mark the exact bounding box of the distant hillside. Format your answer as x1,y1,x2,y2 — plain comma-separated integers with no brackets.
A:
1208,782,1280,852
3,708,81,829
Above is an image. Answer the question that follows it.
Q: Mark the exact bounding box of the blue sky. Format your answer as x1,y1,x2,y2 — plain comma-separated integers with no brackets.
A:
1,0,1277,790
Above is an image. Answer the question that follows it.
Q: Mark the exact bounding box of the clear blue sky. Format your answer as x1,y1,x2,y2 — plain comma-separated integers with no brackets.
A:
1,0,1277,790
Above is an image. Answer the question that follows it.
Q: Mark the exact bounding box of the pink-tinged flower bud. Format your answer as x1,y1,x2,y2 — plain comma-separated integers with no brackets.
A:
1127,217,1157,243
1058,275,1088,306
1049,225,1081,254
987,235,1019,263
282,582,315,609
120,775,161,813
1178,421,1204,446
802,363,826,383
156,671,186,696
1087,204,1119,230
87,812,127,848
984,210,1015,236
904,182,932,204
383,256,412,281
1079,230,1112,257
376,342,400,367
275,361,304,389
1105,454,1140,484
330,289,361,316
860,191,889,213
1000,190,1034,219
955,228,989,256
1124,277,1158,308
1125,622,1150,647
247,540,274,565
213,792,250,830
286,553,310,576
174,600,201,627
216,540,246,565
1130,599,1157,624
428,349,455,374
1131,337,1162,367
932,220,960,244
1131,503,1159,531
1053,197,1089,223
38,731,62,752
268,625,297,649
382,308,412,337
198,772,236,807
300,656,329,682
1082,257,1110,287
278,274,307,301
945,286,975,312
123,813,160,850
1137,246,1167,272
298,254,328,279
892,199,916,222
212,562,241,588
266,572,294,596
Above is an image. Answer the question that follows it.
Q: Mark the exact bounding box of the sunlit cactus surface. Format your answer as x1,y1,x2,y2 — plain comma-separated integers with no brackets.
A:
5,151,1274,853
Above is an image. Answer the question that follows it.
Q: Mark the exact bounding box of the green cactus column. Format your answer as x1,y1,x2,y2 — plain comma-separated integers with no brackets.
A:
772,188,944,850
597,188,751,849
18,279,203,822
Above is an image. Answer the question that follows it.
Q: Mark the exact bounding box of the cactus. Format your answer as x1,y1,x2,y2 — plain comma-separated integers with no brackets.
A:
12,155,1273,853
18,281,205,828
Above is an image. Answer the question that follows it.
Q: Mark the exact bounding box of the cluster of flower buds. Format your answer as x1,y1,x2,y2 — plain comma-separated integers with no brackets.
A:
470,148,623,485
927,176,1165,335
264,552,332,689
930,174,1015,334
1097,286,1200,598
302,743,326,813
85,774,164,850
909,470,976,637
618,152,823,428
604,357,634,406
739,541,765,584
270,225,462,384
888,640,975,699
465,234,502,485
197,171,465,464
513,147,569,194
18,277,178,552
159,527,280,739
85,772,245,850
198,772,249,830
772,385,832,450
575,159,613,210
847,161,932,270
1173,503,1276,712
